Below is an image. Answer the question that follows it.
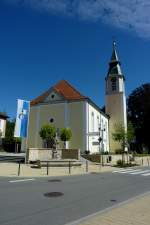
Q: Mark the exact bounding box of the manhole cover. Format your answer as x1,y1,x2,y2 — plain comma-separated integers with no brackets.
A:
48,179,62,182
44,192,64,198
110,199,117,202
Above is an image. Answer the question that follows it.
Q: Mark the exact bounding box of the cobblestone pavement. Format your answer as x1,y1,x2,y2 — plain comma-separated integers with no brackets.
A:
77,193,150,225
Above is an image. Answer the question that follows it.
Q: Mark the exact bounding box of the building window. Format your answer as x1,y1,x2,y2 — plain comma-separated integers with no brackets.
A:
111,78,117,91
91,112,94,132
97,116,99,131
50,118,54,123
105,121,107,141
51,94,55,99
101,119,103,130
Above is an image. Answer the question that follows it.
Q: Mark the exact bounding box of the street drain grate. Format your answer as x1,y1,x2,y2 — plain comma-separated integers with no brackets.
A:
110,199,117,202
48,179,62,182
44,192,64,198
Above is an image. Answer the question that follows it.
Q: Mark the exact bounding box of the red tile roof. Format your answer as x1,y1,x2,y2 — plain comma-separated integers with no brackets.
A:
31,80,86,106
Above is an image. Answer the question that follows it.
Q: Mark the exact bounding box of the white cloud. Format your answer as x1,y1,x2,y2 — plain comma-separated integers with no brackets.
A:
4,0,150,39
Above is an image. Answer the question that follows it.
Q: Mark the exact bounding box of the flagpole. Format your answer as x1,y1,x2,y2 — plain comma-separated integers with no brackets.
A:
25,101,30,164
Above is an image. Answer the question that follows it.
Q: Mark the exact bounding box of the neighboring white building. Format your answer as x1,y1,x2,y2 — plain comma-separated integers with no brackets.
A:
0,113,8,138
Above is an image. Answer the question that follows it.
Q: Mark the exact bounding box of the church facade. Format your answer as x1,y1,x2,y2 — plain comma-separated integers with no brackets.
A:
27,80,109,153
26,43,127,153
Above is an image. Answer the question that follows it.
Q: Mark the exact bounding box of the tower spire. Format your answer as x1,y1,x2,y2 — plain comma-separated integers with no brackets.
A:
111,41,119,62
107,41,123,77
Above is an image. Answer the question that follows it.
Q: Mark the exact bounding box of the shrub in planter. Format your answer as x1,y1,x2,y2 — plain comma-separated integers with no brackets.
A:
39,124,56,148
60,128,72,149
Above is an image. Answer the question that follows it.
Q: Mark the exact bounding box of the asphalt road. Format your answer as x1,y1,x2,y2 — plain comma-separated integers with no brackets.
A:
0,166,150,225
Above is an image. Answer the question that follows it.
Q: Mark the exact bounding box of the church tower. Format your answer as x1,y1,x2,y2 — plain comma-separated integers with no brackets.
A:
105,42,127,152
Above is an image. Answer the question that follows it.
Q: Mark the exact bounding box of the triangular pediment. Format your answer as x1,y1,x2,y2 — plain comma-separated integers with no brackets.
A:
31,80,86,106
43,89,64,103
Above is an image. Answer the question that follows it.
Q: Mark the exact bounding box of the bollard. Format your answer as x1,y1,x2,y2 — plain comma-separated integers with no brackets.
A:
47,162,49,175
18,162,21,176
69,161,71,174
147,158,149,166
86,160,88,173
142,158,143,166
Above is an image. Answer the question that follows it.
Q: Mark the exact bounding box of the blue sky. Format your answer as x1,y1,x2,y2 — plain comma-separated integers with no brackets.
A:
0,0,150,119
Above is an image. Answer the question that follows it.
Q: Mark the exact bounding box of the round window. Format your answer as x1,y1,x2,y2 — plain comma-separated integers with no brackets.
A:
50,118,54,123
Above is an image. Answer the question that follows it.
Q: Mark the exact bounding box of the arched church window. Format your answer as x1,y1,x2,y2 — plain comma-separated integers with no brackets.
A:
111,77,117,91
91,112,94,132
97,116,99,131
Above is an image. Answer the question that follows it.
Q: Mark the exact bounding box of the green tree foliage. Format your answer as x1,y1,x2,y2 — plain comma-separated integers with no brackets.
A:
128,83,150,152
112,122,135,152
112,122,134,164
60,128,72,149
4,120,15,143
3,120,21,152
39,124,56,148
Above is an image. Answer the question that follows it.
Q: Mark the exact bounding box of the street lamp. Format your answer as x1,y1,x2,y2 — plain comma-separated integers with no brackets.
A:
98,125,106,166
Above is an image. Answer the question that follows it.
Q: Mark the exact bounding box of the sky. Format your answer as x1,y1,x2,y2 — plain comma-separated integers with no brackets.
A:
0,0,150,119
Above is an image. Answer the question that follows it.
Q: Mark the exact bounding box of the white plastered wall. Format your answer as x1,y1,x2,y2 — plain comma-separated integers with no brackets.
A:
86,103,109,154
0,119,6,138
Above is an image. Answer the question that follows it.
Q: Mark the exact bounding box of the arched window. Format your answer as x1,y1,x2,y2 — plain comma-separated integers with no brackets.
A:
91,112,94,132
97,116,100,131
50,118,54,123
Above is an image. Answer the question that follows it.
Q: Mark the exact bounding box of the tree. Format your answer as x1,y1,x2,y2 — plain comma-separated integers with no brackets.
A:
60,128,72,149
112,122,134,164
39,124,56,148
128,83,150,152
3,120,21,152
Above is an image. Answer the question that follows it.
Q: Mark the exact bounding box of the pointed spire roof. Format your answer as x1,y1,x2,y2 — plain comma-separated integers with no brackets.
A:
107,42,123,77
111,41,119,62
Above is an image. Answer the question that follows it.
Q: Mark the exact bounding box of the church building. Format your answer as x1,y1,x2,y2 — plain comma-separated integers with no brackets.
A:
26,43,127,153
